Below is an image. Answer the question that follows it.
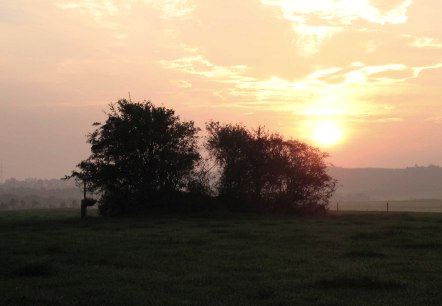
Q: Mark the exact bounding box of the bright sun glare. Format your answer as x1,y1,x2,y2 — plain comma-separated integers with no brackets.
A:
313,121,343,145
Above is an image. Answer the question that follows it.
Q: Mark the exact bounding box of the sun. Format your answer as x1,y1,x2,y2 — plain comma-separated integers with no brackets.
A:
313,121,343,145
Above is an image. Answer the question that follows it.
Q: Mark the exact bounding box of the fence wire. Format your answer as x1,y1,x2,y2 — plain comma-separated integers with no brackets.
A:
333,200,442,213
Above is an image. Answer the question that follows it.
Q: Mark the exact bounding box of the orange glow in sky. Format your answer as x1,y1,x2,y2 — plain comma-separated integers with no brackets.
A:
1,0,442,179
313,121,343,146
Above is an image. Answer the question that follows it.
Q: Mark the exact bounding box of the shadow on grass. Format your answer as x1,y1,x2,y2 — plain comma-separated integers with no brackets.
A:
349,229,412,241
4,295,61,306
344,250,386,259
10,262,55,278
349,232,382,241
401,242,442,250
313,275,405,290
254,287,277,300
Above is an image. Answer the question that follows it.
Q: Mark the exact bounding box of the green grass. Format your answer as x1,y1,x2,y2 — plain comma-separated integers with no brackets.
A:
0,209,441,305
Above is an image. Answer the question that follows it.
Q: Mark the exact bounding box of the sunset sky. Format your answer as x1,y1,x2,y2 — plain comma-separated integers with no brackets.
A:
1,0,442,179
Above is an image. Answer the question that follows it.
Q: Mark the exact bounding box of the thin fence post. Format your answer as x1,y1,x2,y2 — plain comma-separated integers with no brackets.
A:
83,180,86,200
387,202,389,214
81,179,87,219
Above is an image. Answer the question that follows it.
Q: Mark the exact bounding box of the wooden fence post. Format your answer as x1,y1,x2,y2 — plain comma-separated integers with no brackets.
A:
81,179,87,218
387,202,389,214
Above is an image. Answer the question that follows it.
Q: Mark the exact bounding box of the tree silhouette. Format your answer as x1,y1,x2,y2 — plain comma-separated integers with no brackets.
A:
206,121,336,213
66,99,200,215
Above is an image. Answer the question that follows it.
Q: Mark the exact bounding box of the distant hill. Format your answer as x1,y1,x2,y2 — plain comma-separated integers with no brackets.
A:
329,165,442,201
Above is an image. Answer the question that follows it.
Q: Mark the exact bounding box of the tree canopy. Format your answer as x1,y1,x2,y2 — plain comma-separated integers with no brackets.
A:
66,99,200,215
67,99,336,215
206,121,336,213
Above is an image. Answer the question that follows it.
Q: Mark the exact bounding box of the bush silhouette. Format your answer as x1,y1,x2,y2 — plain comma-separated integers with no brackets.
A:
206,121,336,213
67,99,336,215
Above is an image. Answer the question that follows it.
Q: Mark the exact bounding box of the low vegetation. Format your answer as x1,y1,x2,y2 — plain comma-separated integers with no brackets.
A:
1,209,441,305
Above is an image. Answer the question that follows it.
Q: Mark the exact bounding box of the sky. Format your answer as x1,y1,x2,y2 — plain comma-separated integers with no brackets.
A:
1,0,442,180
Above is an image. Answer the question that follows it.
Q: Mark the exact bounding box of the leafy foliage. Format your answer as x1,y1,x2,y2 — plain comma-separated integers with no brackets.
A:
66,99,201,215
206,121,336,213
66,99,337,215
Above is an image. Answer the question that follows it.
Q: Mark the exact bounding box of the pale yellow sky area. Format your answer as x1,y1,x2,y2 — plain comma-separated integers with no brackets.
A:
1,0,442,179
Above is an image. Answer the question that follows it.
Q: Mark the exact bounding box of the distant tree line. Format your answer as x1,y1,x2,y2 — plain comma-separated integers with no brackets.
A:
0,196,79,210
1,178,77,190
66,99,336,216
0,178,82,210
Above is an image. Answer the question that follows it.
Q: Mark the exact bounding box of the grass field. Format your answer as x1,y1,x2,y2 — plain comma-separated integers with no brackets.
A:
1,209,441,306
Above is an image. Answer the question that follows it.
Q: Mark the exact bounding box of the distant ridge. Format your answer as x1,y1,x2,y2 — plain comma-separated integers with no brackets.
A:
329,165,442,201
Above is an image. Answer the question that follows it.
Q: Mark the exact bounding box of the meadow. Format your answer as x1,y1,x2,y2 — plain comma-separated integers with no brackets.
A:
1,209,441,306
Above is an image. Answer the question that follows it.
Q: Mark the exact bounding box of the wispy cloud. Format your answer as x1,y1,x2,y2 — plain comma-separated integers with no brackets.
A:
55,0,131,18
170,80,192,88
57,0,194,19
261,0,413,25
145,0,194,19
294,25,343,56
159,55,249,79
407,37,442,49
261,0,413,56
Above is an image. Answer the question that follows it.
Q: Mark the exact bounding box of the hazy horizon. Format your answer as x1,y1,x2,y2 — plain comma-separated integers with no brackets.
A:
1,1,442,179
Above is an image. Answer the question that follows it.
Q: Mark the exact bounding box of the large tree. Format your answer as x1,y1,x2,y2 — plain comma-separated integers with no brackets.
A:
206,121,336,213
66,99,200,215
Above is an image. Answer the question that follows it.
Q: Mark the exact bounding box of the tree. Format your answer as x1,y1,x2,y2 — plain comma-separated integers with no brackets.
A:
206,121,336,213
66,99,201,215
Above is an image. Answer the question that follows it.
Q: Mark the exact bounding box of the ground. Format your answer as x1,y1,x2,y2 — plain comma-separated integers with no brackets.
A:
0,209,441,305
